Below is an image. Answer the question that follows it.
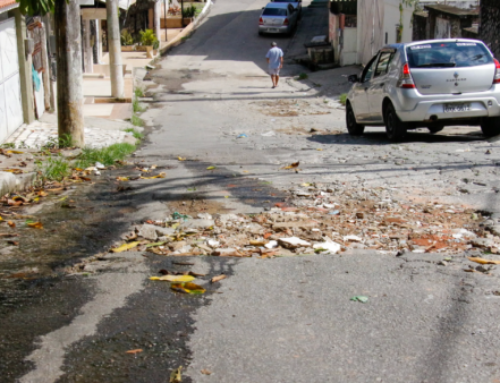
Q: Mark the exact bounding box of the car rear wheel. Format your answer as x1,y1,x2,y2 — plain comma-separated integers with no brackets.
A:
481,117,500,137
346,102,364,136
384,103,407,142
428,126,444,134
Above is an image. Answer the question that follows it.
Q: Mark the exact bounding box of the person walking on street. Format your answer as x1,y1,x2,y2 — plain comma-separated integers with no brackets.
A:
266,42,284,89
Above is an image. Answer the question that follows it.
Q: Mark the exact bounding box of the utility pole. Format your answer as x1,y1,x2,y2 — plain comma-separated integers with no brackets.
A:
107,0,125,99
153,0,161,42
54,0,84,147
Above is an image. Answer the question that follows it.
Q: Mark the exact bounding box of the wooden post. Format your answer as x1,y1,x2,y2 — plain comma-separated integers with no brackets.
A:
107,0,125,99
54,0,84,147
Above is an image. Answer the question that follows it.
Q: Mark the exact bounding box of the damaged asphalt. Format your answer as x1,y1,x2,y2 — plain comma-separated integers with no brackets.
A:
1,0,500,381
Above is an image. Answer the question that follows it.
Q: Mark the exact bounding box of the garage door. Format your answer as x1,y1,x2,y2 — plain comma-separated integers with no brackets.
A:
0,18,23,143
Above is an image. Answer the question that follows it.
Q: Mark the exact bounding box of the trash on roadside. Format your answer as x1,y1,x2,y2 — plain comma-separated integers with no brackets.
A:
350,295,369,303
211,274,226,283
170,366,183,383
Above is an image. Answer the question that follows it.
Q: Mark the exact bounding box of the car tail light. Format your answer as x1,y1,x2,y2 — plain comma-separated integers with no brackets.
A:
259,17,263,25
283,18,289,25
494,59,500,84
398,63,416,89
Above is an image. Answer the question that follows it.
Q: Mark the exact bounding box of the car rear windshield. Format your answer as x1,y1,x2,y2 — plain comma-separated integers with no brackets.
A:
263,8,287,16
406,42,493,69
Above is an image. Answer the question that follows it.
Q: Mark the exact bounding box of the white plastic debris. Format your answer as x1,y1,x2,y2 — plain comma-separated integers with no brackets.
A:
278,237,311,249
206,239,220,248
95,162,106,170
313,240,341,255
265,240,278,249
343,235,362,242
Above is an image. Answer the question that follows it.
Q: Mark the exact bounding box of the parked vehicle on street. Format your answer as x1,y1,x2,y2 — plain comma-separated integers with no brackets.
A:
259,3,299,36
345,39,500,141
270,0,302,17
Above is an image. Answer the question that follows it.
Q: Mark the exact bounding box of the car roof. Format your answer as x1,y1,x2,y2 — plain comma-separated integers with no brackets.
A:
403,38,485,48
264,2,290,8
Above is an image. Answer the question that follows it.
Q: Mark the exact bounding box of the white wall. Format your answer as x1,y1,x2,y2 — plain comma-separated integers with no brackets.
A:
356,0,413,65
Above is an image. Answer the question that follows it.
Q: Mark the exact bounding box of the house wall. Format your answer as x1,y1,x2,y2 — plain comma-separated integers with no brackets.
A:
426,9,476,39
479,0,500,59
328,11,340,64
356,0,413,65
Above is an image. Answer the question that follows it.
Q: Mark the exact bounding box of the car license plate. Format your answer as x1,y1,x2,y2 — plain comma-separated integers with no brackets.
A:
443,103,470,113
268,28,278,32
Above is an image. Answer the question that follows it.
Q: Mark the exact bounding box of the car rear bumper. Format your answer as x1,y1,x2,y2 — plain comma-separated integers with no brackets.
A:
259,25,289,33
395,86,500,122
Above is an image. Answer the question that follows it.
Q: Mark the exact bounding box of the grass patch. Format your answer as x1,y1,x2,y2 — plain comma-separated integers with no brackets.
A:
339,93,347,106
39,155,72,181
133,99,146,114
131,114,144,127
124,127,144,141
75,143,136,168
134,87,145,98
297,73,308,80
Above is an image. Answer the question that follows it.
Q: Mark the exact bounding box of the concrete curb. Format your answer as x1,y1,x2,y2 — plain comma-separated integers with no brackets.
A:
158,0,213,57
0,171,37,197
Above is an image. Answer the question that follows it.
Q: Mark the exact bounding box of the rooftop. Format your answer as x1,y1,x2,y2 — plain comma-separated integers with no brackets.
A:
0,0,17,11
424,4,479,17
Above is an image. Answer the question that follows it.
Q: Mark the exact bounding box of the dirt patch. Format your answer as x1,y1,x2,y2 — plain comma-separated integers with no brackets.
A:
167,197,231,216
252,99,331,117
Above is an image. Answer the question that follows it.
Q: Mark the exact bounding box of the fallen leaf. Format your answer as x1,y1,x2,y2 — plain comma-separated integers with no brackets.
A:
467,256,500,265
350,295,368,303
150,275,195,282
146,241,167,248
8,150,24,154
178,157,186,161
170,366,182,383
27,221,43,229
126,349,143,354
0,233,18,237
206,166,216,170
116,176,130,181
280,161,299,170
2,169,24,174
110,241,140,253
7,240,18,246
172,261,195,266
171,282,206,295
211,274,226,283
201,369,212,375
7,221,15,228
140,172,166,180
250,239,267,246
36,190,48,197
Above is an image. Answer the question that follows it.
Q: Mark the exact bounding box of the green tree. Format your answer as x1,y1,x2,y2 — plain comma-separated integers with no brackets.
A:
16,0,84,148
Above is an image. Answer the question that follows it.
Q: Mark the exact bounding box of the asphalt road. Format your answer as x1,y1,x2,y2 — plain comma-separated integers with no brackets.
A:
2,0,500,382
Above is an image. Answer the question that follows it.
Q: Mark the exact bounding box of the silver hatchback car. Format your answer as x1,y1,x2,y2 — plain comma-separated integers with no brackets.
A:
259,2,299,35
345,39,500,141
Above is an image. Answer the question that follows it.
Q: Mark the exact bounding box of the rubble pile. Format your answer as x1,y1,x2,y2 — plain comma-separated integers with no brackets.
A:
116,182,500,258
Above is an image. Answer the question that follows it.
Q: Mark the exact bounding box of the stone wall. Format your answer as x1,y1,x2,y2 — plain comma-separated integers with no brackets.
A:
479,0,500,58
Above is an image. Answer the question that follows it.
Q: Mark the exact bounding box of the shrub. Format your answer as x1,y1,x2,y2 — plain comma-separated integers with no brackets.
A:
182,5,197,18
139,29,158,47
121,30,134,46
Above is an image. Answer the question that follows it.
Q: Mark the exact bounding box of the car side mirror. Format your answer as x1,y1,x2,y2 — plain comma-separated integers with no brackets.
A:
348,74,360,83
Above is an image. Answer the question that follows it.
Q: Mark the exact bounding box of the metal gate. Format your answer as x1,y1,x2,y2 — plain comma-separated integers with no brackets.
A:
0,18,23,143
